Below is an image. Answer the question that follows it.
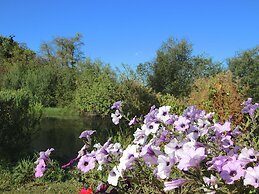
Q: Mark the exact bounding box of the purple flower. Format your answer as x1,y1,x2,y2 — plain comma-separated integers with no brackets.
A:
183,106,205,121
241,98,259,117
107,142,123,156
213,121,231,134
164,138,183,158
129,116,137,126
177,145,206,171
119,144,139,171
157,154,175,179
140,144,161,165
144,105,158,124
79,130,96,140
155,129,171,145
142,121,160,136
221,135,233,149
220,157,245,184
35,159,47,178
174,116,190,132
207,155,230,172
35,148,54,164
111,110,122,125
133,128,147,145
96,182,108,193
244,166,259,188
238,147,259,166
164,179,188,191
111,101,122,110
77,155,96,173
157,106,171,123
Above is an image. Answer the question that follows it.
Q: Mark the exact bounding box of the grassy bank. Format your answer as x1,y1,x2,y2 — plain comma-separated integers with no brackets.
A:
42,107,80,117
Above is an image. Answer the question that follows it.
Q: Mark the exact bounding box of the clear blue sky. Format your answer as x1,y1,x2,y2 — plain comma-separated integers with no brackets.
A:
1,0,259,69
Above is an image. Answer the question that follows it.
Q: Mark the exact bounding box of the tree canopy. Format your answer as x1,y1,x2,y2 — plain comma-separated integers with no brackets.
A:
228,46,259,101
145,38,222,97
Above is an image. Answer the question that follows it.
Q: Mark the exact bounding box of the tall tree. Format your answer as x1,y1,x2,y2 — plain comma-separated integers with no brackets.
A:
228,46,259,101
146,38,222,97
40,33,84,68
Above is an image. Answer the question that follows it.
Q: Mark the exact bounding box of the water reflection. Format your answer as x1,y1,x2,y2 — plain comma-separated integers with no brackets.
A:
31,116,114,163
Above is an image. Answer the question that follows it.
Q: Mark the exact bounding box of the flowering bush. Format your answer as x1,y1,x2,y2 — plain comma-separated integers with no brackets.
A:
34,98,259,193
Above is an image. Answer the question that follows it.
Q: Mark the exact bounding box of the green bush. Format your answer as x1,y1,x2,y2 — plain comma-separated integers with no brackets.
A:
116,80,159,118
75,61,118,115
0,89,42,160
156,93,186,115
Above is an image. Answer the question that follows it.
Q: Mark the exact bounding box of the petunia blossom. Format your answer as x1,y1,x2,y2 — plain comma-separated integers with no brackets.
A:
35,159,47,178
174,116,190,132
157,106,171,123
133,128,147,145
164,179,188,191
108,166,121,186
244,166,259,188
111,110,122,125
157,154,175,179
119,144,139,171
35,148,54,164
140,144,162,165
77,155,96,173
79,130,96,140
220,158,245,184
111,101,122,110
238,147,259,166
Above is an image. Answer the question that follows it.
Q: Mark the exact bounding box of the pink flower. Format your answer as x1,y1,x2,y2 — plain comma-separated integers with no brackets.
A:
35,159,47,178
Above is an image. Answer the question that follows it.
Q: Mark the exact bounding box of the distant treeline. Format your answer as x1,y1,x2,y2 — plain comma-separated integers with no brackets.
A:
0,33,258,117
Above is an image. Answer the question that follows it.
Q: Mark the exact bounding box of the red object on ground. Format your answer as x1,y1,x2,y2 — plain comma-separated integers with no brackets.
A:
79,187,93,194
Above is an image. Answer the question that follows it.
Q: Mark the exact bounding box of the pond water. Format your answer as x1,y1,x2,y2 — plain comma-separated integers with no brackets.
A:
30,116,115,163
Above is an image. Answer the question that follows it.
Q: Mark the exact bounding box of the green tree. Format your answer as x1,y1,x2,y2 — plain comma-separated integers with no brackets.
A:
40,33,84,68
146,38,222,97
0,35,36,88
75,59,118,115
228,46,259,101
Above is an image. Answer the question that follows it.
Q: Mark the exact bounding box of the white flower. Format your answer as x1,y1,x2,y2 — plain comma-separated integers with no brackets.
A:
133,128,147,145
157,154,175,179
111,110,122,125
157,106,171,123
142,122,160,136
119,144,139,171
108,166,121,186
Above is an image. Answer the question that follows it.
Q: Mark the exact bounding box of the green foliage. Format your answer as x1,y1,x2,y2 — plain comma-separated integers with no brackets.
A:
117,79,158,118
228,46,259,101
0,89,42,160
147,38,222,97
75,60,118,115
156,93,186,115
40,33,84,68
13,158,35,185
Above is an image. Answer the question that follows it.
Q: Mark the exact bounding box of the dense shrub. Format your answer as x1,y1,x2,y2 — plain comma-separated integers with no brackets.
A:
116,80,159,118
156,93,186,115
188,71,244,124
75,61,118,115
0,89,42,160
